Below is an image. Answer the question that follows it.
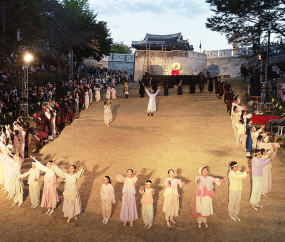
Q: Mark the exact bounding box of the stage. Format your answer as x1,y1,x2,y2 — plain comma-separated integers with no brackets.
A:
141,74,203,88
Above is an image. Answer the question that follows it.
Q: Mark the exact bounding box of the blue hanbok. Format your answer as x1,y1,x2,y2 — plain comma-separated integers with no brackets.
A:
245,124,252,152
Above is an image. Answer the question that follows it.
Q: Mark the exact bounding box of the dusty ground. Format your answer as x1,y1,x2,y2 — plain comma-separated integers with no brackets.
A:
0,79,285,242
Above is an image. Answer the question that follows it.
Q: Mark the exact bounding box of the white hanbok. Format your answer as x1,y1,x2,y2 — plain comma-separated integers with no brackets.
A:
85,91,89,108
146,89,159,113
106,87,111,100
89,89,93,104
95,87,101,102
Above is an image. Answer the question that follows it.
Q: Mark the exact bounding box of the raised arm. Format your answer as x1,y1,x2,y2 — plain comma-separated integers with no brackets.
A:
52,164,68,179
114,172,125,183
31,156,49,173
145,88,151,97
75,167,85,180
154,88,160,96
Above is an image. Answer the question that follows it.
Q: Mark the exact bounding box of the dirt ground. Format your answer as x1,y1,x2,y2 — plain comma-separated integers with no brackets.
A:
0,79,285,242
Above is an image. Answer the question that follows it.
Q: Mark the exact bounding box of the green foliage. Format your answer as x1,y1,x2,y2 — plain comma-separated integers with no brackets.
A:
110,41,132,54
206,0,285,55
0,0,43,64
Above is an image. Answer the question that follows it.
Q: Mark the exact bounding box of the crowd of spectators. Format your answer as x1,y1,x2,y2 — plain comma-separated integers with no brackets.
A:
0,64,131,116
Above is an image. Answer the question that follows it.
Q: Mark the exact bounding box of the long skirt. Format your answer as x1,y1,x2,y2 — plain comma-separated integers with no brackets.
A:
246,135,252,152
250,176,263,205
106,90,111,100
193,195,213,218
162,194,179,219
30,184,40,206
120,193,138,221
62,183,82,219
41,182,59,209
0,163,5,185
112,92,117,99
95,92,100,102
262,167,272,194
85,95,89,108
142,203,154,225
104,110,113,125
8,173,23,201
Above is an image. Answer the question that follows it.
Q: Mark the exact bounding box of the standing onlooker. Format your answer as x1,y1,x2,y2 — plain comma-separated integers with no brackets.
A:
271,78,277,96
261,84,266,103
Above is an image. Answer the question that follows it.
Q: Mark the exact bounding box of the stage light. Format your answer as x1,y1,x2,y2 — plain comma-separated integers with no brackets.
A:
24,53,33,63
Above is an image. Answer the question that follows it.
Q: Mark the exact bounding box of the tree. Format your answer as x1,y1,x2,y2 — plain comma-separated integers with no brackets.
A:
0,0,43,67
39,0,112,98
110,41,132,54
206,0,285,55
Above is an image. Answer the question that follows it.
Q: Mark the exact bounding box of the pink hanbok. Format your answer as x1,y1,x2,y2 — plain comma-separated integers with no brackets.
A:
35,160,59,209
193,176,222,224
116,174,138,222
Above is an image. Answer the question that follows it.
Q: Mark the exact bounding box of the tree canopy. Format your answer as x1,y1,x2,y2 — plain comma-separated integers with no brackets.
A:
110,41,132,54
0,0,43,66
206,0,285,53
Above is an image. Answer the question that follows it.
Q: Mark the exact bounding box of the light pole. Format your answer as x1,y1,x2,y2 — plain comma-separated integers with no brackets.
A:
267,21,272,86
19,52,33,118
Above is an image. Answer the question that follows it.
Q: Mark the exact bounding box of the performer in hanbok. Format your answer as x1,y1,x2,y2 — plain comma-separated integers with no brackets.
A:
250,150,277,211
245,119,253,159
95,86,101,102
208,75,214,93
0,148,6,186
89,87,93,104
100,176,116,224
6,153,23,206
177,80,183,95
139,80,145,98
1,145,14,193
75,93,79,113
257,136,281,150
52,163,85,223
106,85,111,100
18,162,40,208
114,169,139,227
111,86,117,100
145,86,160,116
30,156,59,215
104,101,112,127
193,167,224,228
163,169,185,227
14,123,25,160
261,148,275,198
140,180,155,228
84,89,89,109
228,162,251,221
163,79,169,96
123,79,129,98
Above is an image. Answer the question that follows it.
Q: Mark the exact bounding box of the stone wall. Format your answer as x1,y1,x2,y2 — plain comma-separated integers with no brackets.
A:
82,56,109,69
134,50,207,81
82,54,135,75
